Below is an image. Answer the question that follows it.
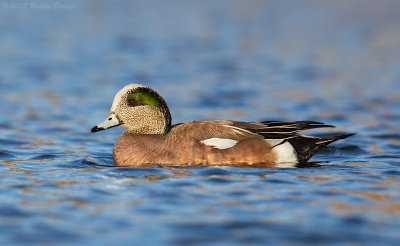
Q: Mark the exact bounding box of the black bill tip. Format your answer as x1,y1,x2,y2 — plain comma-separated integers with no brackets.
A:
91,126,104,133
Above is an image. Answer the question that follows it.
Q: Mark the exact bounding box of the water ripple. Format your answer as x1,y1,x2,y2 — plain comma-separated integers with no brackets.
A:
1,1,400,245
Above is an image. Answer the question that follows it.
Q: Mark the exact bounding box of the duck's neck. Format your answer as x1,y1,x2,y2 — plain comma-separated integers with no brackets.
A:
160,105,172,134
125,106,171,135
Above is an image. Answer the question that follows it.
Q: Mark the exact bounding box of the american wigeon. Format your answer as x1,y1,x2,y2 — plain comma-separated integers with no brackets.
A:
91,84,354,167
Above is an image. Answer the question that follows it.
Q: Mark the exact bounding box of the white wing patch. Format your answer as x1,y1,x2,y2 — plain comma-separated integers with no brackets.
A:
201,138,238,149
266,140,298,164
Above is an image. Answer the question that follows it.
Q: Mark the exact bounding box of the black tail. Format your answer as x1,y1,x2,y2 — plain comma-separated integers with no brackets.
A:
287,133,356,163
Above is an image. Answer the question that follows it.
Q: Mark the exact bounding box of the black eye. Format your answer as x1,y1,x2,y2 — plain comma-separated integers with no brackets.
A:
127,98,137,107
108,117,112,120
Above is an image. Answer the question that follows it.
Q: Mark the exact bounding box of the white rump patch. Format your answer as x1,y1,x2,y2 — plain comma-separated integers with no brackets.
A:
265,139,285,146
267,140,298,164
201,138,238,149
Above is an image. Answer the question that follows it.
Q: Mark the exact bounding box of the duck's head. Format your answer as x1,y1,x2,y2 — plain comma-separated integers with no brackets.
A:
91,84,171,135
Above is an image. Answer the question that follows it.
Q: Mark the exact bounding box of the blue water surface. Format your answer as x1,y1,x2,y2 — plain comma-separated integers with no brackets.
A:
1,1,400,245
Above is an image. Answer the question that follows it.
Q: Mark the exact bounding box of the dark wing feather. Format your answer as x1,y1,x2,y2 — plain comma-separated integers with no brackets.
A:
255,121,334,139
260,121,334,131
217,120,335,139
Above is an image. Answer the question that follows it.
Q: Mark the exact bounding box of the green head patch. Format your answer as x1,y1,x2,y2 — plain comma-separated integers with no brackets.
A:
127,87,162,107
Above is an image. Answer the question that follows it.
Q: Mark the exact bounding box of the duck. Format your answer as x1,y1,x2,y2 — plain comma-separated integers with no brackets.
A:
91,84,355,167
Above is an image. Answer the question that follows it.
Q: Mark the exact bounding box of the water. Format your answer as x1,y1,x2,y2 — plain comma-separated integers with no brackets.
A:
1,0,400,245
